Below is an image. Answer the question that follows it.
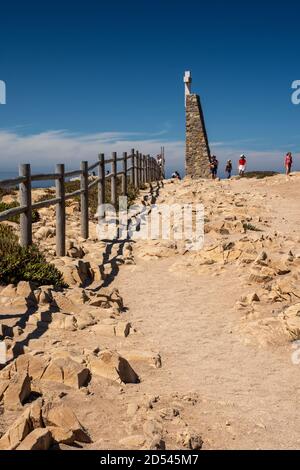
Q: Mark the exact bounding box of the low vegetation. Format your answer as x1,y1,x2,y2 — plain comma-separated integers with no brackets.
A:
0,201,40,224
0,224,65,288
244,171,279,179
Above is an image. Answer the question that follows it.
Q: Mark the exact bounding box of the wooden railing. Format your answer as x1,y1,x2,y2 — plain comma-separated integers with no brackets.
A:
0,149,163,256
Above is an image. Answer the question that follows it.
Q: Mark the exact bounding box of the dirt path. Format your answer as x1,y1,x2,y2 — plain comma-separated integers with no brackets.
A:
1,173,300,450
112,175,300,450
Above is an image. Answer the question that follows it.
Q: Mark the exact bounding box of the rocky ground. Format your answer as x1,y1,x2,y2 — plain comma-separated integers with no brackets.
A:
0,172,300,450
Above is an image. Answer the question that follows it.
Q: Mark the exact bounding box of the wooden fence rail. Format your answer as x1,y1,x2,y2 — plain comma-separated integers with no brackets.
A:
0,150,164,256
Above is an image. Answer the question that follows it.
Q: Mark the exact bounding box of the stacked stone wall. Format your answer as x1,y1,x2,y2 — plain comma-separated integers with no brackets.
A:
186,94,211,178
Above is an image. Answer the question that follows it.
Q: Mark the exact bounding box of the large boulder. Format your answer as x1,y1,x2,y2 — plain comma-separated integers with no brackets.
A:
47,426,74,445
87,287,124,310
3,372,31,411
41,357,89,389
17,428,52,450
15,353,49,381
42,403,91,443
0,281,37,308
118,350,162,369
249,266,275,283
0,399,43,450
89,350,139,384
41,312,77,331
34,286,53,306
0,410,32,450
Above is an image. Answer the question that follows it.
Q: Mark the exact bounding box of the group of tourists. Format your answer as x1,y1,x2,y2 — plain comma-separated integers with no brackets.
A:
209,154,247,179
170,152,294,182
208,152,294,180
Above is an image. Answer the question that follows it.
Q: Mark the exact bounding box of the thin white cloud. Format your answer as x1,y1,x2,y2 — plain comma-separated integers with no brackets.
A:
0,128,184,174
0,128,298,178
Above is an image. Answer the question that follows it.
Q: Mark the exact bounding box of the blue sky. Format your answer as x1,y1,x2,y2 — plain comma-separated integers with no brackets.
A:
0,0,299,175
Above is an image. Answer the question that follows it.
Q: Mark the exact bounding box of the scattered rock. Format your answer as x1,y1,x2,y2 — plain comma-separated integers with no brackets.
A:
177,430,203,450
47,426,75,445
42,357,89,389
89,350,139,384
119,434,146,448
17,428,52,450
42,403,91,443
0,400,43,450
3,372,31,411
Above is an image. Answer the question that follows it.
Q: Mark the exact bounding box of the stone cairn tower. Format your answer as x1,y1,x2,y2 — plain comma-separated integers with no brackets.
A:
184,71,211,178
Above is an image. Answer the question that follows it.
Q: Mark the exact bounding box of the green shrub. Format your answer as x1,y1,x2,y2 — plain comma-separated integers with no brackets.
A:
127,182,140,207
0,201,40,224
245,171,279,179
0,224,65,288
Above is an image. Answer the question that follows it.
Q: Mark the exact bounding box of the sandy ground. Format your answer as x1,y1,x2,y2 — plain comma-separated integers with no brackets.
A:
110,174,300,449
113,260,300,449
1,172,300,450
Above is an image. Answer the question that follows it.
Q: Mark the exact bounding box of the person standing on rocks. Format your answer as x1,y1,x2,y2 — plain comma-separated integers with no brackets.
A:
225,160,232,179
238,154,247,177
285,152,293,178
210,156,219,180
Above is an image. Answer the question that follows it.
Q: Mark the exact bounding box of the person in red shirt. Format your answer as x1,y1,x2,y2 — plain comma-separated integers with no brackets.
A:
238,154,247,177
285,152,293,177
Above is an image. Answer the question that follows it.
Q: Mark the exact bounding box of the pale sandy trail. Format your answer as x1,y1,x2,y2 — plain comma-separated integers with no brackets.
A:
112,177,300,449
114,259,300,449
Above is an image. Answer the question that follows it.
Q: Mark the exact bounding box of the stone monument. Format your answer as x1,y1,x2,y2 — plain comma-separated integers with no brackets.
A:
184,71,211,178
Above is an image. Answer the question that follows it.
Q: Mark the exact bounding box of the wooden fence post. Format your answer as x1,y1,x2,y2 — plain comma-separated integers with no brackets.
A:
19,163,32,247
144,156,147,183
140,153,143,186
56,163,66,256
144,155,147,184
122,152,127,196
98,153,105,222
139,153,142,186
146,155,149,183
137,153,140,186
111,152,117,206
143,155,147,183
147,154,150,182
130,148,134,185
134,151,139,189
81,161,89,239
151,157,154,182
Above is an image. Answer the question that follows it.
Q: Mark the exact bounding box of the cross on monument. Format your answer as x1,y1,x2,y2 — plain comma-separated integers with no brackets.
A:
184,71,192,107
